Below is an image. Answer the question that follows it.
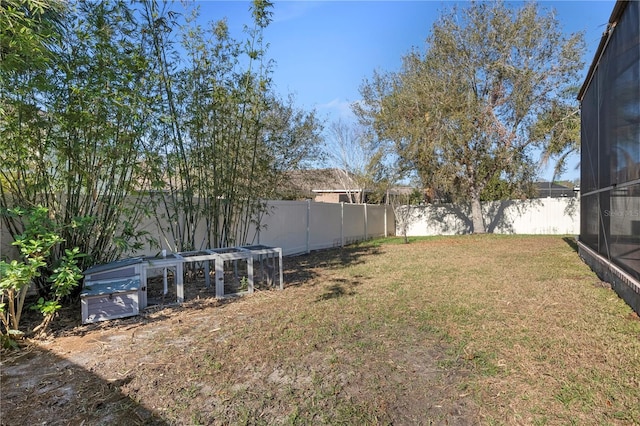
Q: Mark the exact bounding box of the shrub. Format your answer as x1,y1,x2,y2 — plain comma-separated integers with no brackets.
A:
0,206,84,344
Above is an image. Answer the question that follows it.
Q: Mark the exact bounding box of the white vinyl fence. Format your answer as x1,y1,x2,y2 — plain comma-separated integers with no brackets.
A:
1,197,579,262
254,201,394,256
398,198,580,236
0,200,394,261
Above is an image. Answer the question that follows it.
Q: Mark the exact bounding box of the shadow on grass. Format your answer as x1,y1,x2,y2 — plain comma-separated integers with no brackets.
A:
563,236,579,253
283,243,382,289
1,345,168,425
315,277,361,301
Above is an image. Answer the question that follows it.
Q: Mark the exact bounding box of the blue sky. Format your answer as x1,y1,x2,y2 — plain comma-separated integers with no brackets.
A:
193,0,617,182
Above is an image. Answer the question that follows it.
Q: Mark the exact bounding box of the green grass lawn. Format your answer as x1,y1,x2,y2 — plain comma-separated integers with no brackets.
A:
256,234,640,425
373,235,640,425
5,234,639,425
160,234,640,425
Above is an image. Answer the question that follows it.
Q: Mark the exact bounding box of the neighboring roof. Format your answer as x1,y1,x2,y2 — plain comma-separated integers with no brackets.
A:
311,186,413,195
534,182,578,198
283,168,415,196
281,168,350,198
578,0,631,100
386,186,415,196
312,189,364,193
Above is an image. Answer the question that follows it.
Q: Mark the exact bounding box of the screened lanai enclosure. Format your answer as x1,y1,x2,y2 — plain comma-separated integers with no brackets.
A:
578,0,640,313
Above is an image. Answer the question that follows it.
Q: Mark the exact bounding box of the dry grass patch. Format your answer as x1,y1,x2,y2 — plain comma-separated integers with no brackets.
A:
381,235,640,425
2,235,639,425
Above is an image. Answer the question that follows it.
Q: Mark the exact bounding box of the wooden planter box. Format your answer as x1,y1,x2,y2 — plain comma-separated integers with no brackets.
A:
80,278,141,324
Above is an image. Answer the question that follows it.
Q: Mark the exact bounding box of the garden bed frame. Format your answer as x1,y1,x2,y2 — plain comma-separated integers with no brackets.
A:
80,245,283,323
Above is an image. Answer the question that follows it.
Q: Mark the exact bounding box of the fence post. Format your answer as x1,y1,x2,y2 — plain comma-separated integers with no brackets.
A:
364,203,368,241
341,202,344,248
306,199,311,254
384,205,388,237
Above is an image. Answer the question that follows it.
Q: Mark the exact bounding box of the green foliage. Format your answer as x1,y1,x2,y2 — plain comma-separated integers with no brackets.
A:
406,188,424,205
146,0,273,249
0,0,64,76
1,0,155,271
480,172,536,202
533,87,582,180
141,0,322,250
31,298,60,316
1,0,323,275
0,207,84,336
47,247,84,298
355,1,585,232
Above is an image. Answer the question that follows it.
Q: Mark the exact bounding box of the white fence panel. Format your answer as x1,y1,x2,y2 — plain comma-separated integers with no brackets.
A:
309,202,343,251
489,198,579,234
342,203,366,244
367,205,390,237
404,204,469,236
257,200,310,256
1,200,394,261
258,201,389,255
3,197,581,263
402,198,580,236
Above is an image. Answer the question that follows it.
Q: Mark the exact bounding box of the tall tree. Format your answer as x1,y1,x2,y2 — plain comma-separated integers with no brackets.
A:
260,93,325,198
2,0,323,278
141,0,323,250
141,0,274,250
1,0,155,282
326,119,388,204
354,1,585,233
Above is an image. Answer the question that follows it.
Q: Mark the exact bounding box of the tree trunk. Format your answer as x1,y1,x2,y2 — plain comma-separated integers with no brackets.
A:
470,195,486,234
